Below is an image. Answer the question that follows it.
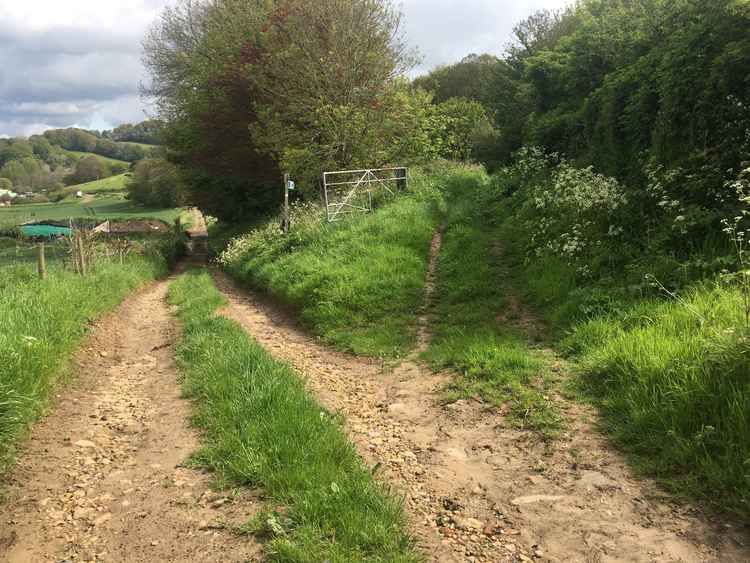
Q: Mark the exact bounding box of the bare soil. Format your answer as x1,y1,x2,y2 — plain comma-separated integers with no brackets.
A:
0,281,260,563
108,220,170,234
212,230,750,563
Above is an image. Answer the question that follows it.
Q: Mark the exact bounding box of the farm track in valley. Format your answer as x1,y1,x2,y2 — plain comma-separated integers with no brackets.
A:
1,249,748,562
213,229,749,562
0,280,261,563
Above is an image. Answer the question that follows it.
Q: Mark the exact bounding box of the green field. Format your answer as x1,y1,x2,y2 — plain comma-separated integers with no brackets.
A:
0,194,181,229
64,173,129,196
61,149,129,168
121,142,160,153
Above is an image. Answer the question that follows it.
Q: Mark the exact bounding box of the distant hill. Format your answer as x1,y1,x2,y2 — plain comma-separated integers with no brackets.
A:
0,121,160,198
43,128,152,163
102,120,162,145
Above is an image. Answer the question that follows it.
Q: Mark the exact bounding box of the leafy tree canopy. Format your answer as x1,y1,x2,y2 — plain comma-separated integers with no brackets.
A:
143,0,425,219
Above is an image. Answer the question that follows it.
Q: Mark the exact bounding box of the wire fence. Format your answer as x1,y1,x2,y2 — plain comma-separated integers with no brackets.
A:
0,234,160,277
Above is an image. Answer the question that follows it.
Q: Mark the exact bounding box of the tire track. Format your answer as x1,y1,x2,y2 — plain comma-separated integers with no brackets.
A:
1,280,260,563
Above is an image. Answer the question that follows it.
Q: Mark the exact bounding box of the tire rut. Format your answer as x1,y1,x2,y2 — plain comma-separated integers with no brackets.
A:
212,243,749,563
1,280,260,563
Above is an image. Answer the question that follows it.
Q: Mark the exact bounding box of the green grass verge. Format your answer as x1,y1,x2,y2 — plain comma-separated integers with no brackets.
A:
423,169,562,439
220,193,441,357
0,194,182,228
168,270,418,562
564,284,750,517
0,255,168,477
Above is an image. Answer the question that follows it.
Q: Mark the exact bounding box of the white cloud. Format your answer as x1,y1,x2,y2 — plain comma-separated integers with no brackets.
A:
0,0,572,136
0,1,167,32
402,0,573,75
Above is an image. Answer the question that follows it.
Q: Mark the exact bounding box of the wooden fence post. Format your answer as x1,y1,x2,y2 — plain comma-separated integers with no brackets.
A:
37,242,47,280
77,234,87,276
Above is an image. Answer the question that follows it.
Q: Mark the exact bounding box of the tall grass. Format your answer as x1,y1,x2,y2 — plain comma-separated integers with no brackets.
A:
423,168,562,438
168,270,418,562
565,284,750,516
0,256,167,476
457,155,750,515
219,177,445,357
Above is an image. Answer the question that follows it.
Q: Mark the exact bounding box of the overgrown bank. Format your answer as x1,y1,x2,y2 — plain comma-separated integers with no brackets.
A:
435,155,750,517
218,173,446,357
168,270,417,562
0,254,169,477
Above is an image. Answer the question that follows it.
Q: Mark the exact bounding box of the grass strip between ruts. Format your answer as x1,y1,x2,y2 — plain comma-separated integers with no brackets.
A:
168,269,419,562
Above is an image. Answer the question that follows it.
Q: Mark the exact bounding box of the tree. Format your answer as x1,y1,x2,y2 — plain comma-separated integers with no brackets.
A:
432,98,495,162
0,177,13,192
126,159,186,208
247,0,414,191
412,54,501,105
67,156,105,185
143,0,280,219
143,0,415,217
0,157,45,191
0,140,34,167
105,120,163,144
29,136,54,162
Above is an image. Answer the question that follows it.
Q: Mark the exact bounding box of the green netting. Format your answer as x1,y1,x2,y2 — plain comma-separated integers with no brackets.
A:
20,225,73,238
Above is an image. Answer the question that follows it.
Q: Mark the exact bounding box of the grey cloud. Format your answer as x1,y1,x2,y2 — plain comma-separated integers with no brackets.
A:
0,24,142,58
0,0,571,137
0,7,153,136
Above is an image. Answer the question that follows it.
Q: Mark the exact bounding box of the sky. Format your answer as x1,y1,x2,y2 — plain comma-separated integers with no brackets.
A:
0,0,571,138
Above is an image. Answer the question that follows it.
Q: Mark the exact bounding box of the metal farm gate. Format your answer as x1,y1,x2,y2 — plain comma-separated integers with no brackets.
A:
323,167,408,222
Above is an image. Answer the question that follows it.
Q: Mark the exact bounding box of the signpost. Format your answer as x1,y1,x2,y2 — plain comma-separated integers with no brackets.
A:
282,174,295,234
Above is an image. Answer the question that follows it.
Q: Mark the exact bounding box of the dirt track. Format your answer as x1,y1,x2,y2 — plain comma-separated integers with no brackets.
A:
0,281,259,563
2,260,748,562
213,241,750,563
